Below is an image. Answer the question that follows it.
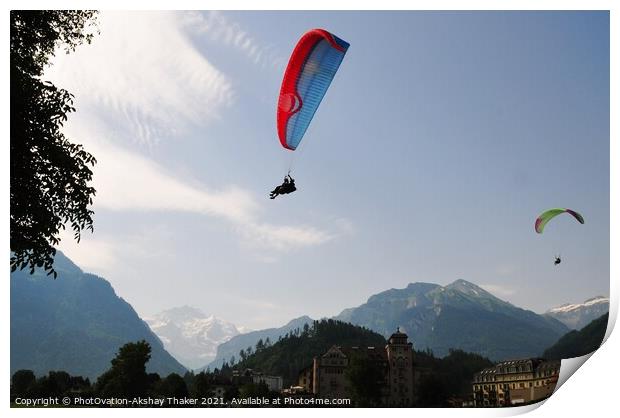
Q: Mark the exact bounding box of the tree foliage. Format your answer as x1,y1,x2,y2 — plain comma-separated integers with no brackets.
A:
11,369,91,402
96,340,151,398
10,11,99,277
11,369,36,397
543,313,608,360
150,373,189,398
234,319,386,386
414,348,494,406
10,338,497,407
345,353,386,407
12,342,193,405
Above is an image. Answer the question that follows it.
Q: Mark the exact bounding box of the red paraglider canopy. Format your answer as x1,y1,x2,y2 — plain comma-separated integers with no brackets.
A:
277,29,350,150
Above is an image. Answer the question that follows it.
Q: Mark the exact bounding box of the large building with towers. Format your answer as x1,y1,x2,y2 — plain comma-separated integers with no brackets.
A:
301,328,415,406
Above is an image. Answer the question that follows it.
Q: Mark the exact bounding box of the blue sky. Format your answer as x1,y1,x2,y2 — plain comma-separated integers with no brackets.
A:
47,11,609,329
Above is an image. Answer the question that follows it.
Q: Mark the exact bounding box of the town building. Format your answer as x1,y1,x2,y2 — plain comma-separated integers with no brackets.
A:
297,365,313,393
232,368,284,392
472,358,560,407
385,328,415,405
304,328,415,406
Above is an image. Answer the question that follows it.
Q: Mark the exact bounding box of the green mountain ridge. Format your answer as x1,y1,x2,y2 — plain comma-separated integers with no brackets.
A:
233,319,388,386
204,315,314,371
233,318,495,406
10,251,186,380
334,279,569,361
542,313,608,360
203,279,569,370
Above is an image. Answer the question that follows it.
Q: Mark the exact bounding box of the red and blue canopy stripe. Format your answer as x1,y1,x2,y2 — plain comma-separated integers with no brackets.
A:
277,29,349,150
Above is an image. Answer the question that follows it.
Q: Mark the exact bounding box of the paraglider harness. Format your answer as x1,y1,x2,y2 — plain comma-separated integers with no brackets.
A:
270,173,297,199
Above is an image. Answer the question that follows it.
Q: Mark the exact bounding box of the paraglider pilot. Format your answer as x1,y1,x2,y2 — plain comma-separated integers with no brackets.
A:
554,255,561,266
270,174,296,199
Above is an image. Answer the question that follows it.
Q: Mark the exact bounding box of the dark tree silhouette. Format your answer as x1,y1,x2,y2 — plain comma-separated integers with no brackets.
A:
11,369,91,401
543,313,608,360
239,381,270,398
151,373,189,398
345,353,386,407
233,319,386,386
189,372,213,397
34,371,73,397
11,369,36,398
416,373,448,407
10,11,99,278
96,340,152,398
255,338,265,352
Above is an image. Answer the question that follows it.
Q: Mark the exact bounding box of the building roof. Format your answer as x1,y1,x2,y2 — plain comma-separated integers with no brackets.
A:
340,345,388,361
537,360,561,371
473,358,561,380
388,326,408,340
495,358,543,366
321,345,348,359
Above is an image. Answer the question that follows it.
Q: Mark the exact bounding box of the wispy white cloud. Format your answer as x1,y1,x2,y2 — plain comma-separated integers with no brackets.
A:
57,221,172,273
239,223,334,252
181,11,286,70
80,138,334,251
57,230,118,273
45,11,234,148
46,11,339,265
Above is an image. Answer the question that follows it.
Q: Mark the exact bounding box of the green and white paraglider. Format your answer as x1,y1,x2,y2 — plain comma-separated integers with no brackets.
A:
535,208,584,234
534,208,584,265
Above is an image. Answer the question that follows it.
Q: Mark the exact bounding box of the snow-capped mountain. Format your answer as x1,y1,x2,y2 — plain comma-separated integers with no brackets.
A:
146,306,244,370
545,296,609,330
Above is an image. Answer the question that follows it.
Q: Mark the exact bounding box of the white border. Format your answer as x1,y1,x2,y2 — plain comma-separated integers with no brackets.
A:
3,1,616,418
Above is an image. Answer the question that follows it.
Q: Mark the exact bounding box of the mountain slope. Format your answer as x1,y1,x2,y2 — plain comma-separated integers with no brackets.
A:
334,279,569,361
544,296,609,330
542,313,609,360
234,319,387,386
146,306,241,369
204,315,313,371
11,251,186,380
233,318,495,405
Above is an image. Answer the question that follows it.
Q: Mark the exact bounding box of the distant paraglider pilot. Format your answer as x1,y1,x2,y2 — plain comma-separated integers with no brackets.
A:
535,209,583,268
270,174,297,199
